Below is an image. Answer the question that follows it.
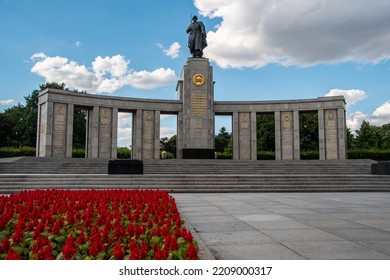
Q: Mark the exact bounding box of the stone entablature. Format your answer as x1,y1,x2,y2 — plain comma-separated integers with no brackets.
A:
37,58,347,160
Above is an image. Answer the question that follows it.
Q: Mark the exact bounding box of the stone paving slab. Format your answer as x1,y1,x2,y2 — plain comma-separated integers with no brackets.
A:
174,192,390,260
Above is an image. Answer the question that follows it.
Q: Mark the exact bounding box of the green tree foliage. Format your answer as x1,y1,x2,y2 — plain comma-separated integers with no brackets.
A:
382,123,390,150
354,120,386,149
160,135,176,157
215,127,232,153
299,112,319,152
73,108,87,149
0,82,87,148
0,114,13,147
257,114,275,151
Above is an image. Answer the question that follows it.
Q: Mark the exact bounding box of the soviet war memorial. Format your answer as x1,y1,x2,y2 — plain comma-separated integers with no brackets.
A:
1,1,390,278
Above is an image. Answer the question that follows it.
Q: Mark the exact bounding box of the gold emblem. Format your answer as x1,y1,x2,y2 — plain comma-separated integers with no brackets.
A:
145,112,152,121
56,104,65,115
327,111,335,120
101,108,110,119
192,73,205,86
283,112,291,122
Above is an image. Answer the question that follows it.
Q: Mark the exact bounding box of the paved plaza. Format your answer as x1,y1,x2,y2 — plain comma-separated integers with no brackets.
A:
173,192,390,260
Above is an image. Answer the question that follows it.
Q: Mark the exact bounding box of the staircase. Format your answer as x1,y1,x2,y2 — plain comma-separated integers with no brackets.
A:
0,157,389,194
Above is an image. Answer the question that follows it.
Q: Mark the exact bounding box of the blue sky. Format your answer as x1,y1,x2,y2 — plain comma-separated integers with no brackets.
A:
1,0,390,147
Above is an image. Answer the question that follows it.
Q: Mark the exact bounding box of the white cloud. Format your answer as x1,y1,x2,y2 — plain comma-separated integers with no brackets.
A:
30,52,47,61
0,99,17,105
75,41,82,48
30,53,177,94
160,127,176,139
370,101,390,126
164,42,181,59
92,55,129,78
195,0,390,68
347,111,368,132
117,127,132,147
324,89,389,131
158,42,181,59
325,89,368,108
346,101,390,132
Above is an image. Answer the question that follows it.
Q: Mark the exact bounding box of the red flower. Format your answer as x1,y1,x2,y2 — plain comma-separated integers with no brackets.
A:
113,242,125,260
62,234,77,260
186,244,198,260
6,248,21,260
11,228,24,244
52,218,64,235
77,232,86,244
0,237,10,253
184,231,193,243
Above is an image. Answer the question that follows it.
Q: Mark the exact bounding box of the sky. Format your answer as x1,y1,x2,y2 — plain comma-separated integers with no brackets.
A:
1,0,390,147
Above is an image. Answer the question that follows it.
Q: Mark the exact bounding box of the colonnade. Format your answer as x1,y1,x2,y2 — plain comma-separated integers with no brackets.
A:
36,88,347,160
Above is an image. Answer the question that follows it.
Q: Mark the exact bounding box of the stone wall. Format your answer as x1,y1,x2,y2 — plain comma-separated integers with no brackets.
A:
36,59,347,160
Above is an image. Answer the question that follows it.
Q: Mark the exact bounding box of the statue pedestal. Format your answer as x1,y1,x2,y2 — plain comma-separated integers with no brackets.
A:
177,58,215,159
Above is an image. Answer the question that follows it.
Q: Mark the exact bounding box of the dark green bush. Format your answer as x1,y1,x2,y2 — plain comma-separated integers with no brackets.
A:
72,148,85,158
216,152,232,159
300,150,319,160
0,146,36,157
348,149,390,160
117,147,132,159
257,151,275,160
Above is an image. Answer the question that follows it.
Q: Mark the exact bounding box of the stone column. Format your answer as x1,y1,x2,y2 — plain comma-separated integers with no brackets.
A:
181,58,215,159
238,112,251,160
52,103,68,157
87,106,99,158
177,111,183,159
318,109,326,160
324,109,339,159
293,110,300,160
142,110,157,159
250,112,257,160
132,109,143,159
280,111,294,160
154,111,161,159
111,108,118,159
36,101,54,157
65,104,74,158
338,108,347,159
98,107,113,158
232,112,239,160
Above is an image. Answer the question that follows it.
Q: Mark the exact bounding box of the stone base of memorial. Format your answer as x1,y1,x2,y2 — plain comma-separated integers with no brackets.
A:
183,148,215,159
108,160,144,174
371,161,390,175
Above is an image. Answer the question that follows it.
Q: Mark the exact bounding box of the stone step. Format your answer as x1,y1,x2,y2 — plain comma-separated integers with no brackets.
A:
0,174,389,194
0,157,374,175
0,157,388,194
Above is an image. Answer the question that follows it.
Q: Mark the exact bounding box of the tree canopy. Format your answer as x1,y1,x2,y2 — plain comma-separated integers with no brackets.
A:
0,82,86,148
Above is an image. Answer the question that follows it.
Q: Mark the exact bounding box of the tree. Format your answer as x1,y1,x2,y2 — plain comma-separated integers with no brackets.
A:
381,123,390,150
299,112,319,151
1,82,87,148
347,128,356,149
0,114,12,147
257,114,275,151
355,120,383,149
160,135,176,157
215,127,231,153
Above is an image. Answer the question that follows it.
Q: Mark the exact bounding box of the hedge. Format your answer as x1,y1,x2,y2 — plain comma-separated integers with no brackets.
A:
216,152,232,159
257,151,276,160
348,149,390,160
0,146,36,157
1,147,390,160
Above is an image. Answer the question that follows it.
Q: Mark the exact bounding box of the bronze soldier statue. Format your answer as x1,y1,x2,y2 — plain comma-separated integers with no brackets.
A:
186,15,207,58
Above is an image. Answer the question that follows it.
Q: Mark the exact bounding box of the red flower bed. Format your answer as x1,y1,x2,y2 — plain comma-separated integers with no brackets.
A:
0,189,198,260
